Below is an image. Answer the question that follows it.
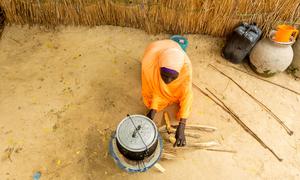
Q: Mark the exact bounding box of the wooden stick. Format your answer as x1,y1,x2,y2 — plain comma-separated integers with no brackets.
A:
171,124,217,132
188,141,219,148
162,112,217,132
168,136,176,144
206,87,283,161
163,111,172,133
220,63,300,96
168,141,219,149
158,125,176,133
204,148,237,153
154,163,165,173
183,133,203,139
192,84,283,161
160,128,201,138
208,64,293,136
161,152,176,160
165,134,219,150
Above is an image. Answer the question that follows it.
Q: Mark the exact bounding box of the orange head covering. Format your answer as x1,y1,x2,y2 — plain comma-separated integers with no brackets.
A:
159,48,185,73
141,40,193,119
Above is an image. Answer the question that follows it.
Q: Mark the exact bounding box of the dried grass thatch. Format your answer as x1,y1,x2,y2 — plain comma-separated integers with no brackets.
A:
0,6,5,38
0,0,299,37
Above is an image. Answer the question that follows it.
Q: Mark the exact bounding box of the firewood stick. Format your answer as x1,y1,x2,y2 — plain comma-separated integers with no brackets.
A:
169,131,201,138
154,163,165,173
188,141,219,148
166,135,218,149
192,84,283,162
207,86,283,161
159,125,176,133
161,152,176,160
160,129,201,138
162,112,216,133
158,125,167,132
160,124,216,133
169,136,176,144
204,148,237,153
167,133,212,147
171,124,217,132
163,111,172,133
220,63,300,96
208,64,293,136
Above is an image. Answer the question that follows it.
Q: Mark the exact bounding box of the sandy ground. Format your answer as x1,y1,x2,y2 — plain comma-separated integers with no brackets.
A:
0,25,300,180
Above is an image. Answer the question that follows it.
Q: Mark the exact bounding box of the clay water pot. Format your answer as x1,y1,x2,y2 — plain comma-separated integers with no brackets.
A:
250,37,294,77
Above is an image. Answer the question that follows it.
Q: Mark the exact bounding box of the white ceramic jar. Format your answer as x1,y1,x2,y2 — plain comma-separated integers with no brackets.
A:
250,38,294,77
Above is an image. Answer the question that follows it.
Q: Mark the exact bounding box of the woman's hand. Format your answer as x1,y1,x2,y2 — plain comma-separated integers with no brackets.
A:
174,118,186,147
146,109,157,120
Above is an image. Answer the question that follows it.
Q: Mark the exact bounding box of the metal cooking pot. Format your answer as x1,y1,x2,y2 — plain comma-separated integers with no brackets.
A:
116,114,158,161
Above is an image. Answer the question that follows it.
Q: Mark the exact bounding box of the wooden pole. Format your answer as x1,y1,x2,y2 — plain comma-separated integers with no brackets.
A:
192,84,283,162
220,63,300,96
208,64,293,136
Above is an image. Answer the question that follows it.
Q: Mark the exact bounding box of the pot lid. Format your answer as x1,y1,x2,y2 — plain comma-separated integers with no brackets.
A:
116,115,158,152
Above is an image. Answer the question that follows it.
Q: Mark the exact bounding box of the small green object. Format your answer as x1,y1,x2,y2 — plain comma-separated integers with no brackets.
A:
170,35,188,52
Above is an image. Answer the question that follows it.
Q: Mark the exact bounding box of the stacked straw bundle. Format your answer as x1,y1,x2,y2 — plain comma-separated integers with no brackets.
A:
0,0,299,37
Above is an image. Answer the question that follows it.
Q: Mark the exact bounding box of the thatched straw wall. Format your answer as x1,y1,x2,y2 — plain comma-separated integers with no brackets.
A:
0,0,300,37
0,6,5,37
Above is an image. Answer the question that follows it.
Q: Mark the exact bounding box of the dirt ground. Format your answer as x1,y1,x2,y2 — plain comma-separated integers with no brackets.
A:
0,25,300,180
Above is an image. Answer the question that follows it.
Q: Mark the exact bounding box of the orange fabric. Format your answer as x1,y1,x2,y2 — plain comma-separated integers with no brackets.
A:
141,40,193,119
159,48,185,72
